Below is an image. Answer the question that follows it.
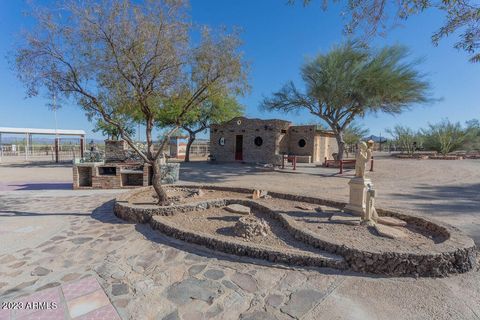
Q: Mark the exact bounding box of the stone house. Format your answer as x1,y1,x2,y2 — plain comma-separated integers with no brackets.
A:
210,117,338,164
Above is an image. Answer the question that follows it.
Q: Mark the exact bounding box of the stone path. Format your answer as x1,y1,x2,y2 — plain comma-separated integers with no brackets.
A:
0,276,120,320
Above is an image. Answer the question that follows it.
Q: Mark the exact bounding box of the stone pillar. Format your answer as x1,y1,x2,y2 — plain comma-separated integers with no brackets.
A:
344,177,372,217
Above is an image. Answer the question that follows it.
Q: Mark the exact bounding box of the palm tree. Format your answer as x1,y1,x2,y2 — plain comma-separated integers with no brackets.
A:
261,42,431,160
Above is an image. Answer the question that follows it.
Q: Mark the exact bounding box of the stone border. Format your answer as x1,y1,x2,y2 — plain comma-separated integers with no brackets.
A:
114,185,477,277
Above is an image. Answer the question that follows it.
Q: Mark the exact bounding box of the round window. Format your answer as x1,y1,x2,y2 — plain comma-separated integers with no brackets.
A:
298,139,306,148
219,137,225,146
254,136,263,147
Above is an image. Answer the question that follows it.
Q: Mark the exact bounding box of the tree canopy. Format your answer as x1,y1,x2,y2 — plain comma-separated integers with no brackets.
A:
290,0,480,63
14,0,249,203
261,42,431,159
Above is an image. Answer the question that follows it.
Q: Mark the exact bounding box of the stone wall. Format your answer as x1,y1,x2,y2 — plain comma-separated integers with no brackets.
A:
210,117,338,164
286,125,316,158
210,117,290,164
114,185,477,277
73,163,180,189
105,140,128,163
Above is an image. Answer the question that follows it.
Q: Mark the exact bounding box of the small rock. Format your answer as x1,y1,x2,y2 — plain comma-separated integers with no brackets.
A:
265,294,283,307
188,264,207,276
112,283,129,296
31,266,51,276
231,272,257,293
329,212,361,226
132,265,145,273
134,278,155,294
281,289,324,319
203,269,225,280
374,224,407,239
225,204,251,215
112,270,126,280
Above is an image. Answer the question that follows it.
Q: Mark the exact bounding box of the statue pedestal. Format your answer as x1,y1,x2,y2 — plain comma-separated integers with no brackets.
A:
344,177,372,216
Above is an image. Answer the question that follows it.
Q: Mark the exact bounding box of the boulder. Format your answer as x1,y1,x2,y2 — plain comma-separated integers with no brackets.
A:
234,216,270,239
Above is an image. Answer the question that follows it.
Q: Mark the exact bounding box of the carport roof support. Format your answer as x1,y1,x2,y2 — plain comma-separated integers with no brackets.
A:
0,127,86,136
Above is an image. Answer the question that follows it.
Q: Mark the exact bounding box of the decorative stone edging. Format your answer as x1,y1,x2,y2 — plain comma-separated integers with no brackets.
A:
114,185,477,277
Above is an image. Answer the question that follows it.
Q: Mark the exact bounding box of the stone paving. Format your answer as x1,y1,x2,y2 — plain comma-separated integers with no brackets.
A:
0,276,120,320
1,158,480,319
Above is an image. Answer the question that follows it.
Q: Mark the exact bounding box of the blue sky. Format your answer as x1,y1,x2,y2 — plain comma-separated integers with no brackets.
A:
0,0,479,140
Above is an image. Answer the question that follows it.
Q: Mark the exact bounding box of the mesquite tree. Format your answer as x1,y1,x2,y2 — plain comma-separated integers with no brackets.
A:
14,0,248,204
261,42,430,160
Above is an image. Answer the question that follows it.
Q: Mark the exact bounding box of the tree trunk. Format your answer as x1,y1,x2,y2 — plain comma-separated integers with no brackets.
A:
151,158,169,205
335,131,346,160
185,133,196,163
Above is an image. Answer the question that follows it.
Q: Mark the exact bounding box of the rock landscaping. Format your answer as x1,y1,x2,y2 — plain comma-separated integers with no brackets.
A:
114,185,477,277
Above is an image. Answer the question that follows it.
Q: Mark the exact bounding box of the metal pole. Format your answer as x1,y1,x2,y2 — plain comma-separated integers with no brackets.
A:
25,133,29,161
80,136,84,159
55,138,59,163
0,133,2,162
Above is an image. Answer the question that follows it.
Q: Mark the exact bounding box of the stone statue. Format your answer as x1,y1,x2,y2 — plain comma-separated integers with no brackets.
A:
355,142,368,178
363,183,379,225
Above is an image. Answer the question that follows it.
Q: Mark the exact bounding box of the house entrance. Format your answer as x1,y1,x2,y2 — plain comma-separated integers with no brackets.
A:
235,135,243,161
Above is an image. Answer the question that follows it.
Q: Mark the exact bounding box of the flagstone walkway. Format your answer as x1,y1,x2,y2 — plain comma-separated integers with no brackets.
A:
0,276,120,320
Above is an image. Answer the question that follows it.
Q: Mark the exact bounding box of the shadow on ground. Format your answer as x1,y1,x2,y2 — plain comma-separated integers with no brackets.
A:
6,183,73,190
179,162,265,184
179,161,354,183
0,161,73,168
390,183,480,215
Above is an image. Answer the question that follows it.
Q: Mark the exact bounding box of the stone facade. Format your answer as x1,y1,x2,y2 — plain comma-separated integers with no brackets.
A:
105,140,129,162
210,117,337,164
73,139,180,189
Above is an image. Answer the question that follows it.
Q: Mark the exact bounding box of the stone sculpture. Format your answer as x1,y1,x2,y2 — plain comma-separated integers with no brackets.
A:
363,183,379,225
345,141,373,216
354,141,372,178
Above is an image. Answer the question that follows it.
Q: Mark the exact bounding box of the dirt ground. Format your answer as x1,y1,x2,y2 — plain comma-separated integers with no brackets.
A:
136,187,446,255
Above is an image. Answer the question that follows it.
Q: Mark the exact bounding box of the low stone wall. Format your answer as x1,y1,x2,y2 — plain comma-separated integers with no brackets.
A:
114,185,477,277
